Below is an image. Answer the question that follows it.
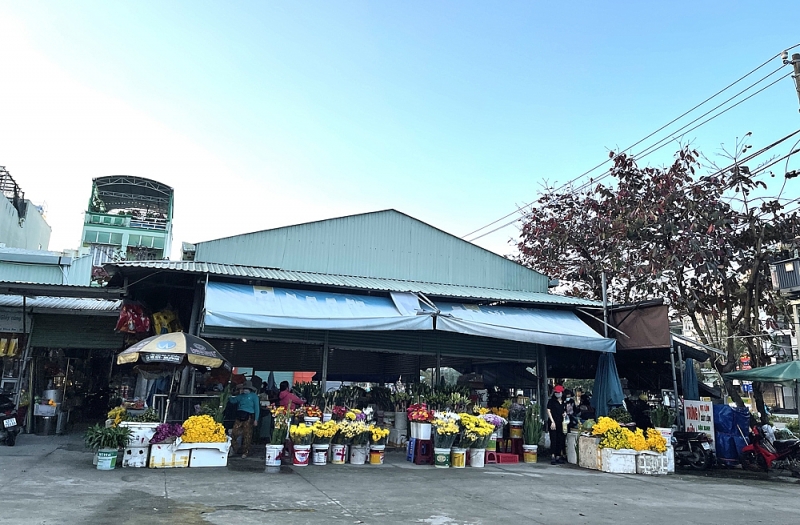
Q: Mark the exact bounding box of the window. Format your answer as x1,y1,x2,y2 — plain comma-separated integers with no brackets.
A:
96,231,111,244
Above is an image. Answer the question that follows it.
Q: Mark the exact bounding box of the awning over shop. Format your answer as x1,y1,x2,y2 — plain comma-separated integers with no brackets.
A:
435,302,616,353
203,282,434,332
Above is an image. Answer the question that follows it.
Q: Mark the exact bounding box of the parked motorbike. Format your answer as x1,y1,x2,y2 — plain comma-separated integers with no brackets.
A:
0,393,21,446
739,425,800,477
672,430,714,470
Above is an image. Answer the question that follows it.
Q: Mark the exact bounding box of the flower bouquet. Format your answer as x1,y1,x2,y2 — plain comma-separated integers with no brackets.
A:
481,413,507,434
181,415,226,443
269,406,291,445
303,405,323,419
331,405,348,421
338,420,369,445
522,404,543,446
508,403,526,422
458,413,495,448
289,423,314,446
431,413,460,449
369,425,390,446
407,403,434,423
490,407,509,419
149,423,184,444
312,420,339,445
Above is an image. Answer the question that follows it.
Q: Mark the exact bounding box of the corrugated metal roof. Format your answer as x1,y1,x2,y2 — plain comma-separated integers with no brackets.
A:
108,260,600,307
0,295,122,311
193,210,550,293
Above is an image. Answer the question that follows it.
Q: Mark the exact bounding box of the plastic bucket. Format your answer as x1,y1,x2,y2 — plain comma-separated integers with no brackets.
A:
292,445,311,467
410,422,431,440
394,411,408,431
523,444,538,463
96,448,117,471
434,447,451,468
656,427,673,440
369,445,385,465
469,448,486,468
509,421,523,439
265,444,283,467
322,413,332,423
304,417,320,426
312,444,329,465
350,445,368,465
451,447,466,468
487,433,498,452
331,444,348,464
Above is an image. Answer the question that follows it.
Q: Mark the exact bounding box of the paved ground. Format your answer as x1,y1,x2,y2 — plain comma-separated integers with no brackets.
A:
1,433,798,525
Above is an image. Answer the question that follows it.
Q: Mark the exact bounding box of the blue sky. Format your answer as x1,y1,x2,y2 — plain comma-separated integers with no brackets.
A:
2,1,799,256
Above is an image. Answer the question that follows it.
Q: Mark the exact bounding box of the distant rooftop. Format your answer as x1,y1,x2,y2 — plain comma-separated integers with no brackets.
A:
90,176,174,217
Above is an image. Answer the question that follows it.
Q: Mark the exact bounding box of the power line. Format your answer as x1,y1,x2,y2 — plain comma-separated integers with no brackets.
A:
463,46,799,242
467,128,800,243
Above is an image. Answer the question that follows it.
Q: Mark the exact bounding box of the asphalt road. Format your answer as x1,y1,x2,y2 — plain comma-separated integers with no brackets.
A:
1,433,797,525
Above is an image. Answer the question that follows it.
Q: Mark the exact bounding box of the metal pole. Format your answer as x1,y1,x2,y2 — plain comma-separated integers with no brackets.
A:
601,272,609,338
435,352,441,386
791,53,800,109
669,341,680,427
321,332,329,397
792,301,800,419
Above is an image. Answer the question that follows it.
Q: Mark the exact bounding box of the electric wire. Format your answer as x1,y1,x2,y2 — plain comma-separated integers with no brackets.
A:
462,47,800,242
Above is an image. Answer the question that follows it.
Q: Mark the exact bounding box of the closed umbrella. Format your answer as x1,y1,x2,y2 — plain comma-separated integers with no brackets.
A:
683,358,700,401
591,352,625,417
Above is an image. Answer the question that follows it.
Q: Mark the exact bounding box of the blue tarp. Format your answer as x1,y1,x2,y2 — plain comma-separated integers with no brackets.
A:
591,353,625,417
203,282,434,331
683,358,700,401
713,404,750,464
435,302,617,353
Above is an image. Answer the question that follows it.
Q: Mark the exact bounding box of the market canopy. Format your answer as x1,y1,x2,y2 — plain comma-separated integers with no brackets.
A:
434,302,616,353
724,361,800,386
203,282,434,332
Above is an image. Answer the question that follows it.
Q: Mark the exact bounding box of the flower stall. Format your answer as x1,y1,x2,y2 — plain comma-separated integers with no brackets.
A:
174,415,232,467
576,417,669,475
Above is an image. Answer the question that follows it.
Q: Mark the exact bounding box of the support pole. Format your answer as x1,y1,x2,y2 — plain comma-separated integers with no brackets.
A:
321,332,329,396
791,53,800,109
601,272,609,338
435,352,441,386
669,342,680,428
538,347,548,421
792,301,800,419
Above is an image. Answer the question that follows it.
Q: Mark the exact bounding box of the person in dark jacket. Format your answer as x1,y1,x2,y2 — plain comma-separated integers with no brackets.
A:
547,385,567,464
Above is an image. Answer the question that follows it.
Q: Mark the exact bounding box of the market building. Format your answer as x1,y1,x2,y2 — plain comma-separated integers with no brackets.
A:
104,209,622,417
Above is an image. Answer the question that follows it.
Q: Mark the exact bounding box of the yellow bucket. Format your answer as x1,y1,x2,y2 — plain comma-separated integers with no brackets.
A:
451,447,466,468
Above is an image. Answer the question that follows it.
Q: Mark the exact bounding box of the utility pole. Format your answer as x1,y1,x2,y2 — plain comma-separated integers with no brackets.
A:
784,52,800,109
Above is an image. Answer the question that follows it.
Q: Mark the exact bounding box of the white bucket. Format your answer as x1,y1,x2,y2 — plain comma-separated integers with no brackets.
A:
96,448,117,471
292,444,311,467
304,417,320,426
331,444,348,464
322,413,332,423
410,422,431,440
350,445,368,465
312,444,329,465
265,444,283,467
656,427,674,440
469,448,486,468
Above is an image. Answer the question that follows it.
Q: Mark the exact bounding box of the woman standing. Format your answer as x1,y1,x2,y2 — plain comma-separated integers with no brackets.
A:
229,380,260,459
546,385,566,465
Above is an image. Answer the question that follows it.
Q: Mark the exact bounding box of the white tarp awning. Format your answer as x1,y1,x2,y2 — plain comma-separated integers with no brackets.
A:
435,302,616,353
203,281,433,332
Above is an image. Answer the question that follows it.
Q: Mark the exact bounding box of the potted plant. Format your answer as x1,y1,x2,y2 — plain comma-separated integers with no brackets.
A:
523,404,543,463
648,405,675,438
85,424,132,469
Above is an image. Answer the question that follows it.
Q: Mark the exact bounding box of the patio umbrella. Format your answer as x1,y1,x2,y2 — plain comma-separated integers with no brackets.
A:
116,333,231,422
683,358,700,401
117,332,231,369
591,352,625,417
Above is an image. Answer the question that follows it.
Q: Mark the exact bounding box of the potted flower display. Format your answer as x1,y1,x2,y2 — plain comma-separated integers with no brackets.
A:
407,403,434,440
480,412,506,452
368,425,390,464
431,412,460,468
289,423,313,466
457,413,494,468
176,414,231,468
523,403,543,464
311,420,338,465
302,405,323,425
84,424,132,470
267,406,290,467
345,420,370,464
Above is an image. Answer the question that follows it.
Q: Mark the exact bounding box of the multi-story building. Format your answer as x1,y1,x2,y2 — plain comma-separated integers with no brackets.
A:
80,176,174,270
0,166,51,250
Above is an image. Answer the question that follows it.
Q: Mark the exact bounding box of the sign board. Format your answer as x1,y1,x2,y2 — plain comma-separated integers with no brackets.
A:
684,400,715,450
0,308,31,333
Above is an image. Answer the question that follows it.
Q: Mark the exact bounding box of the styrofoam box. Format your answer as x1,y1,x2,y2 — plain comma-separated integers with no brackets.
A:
189,447,230,467
149,444,190,468
388,428,406,446
636,451,668,475
120,422,159,447
122,446,149,468
665,445,674,473
599,448,637,474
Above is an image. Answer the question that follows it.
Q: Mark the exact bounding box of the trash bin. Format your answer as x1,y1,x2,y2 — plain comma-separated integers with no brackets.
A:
36,415,55,436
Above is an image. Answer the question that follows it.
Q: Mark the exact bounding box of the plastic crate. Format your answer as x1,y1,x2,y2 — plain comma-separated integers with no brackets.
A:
496,453,519,464
636,451,668,475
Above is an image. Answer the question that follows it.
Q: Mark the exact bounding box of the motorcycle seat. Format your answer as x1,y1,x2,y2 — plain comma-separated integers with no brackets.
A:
673,431,705,440
773,439,799,451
